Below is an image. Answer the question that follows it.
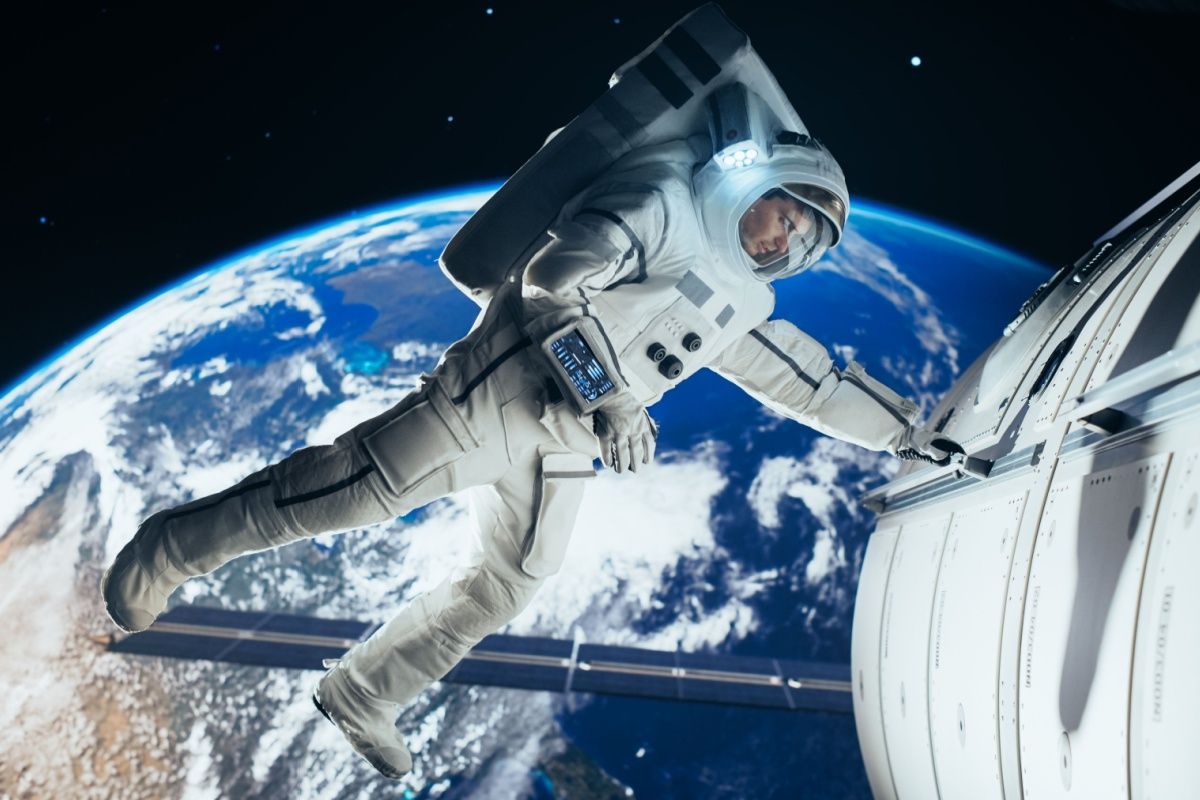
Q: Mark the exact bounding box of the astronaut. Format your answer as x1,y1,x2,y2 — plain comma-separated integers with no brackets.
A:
101,80,957,779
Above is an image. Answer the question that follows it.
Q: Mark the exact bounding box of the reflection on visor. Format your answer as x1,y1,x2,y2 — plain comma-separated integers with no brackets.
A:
781,182,847,234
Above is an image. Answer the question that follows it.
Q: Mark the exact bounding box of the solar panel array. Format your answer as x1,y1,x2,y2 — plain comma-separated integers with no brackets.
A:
107,605,851,714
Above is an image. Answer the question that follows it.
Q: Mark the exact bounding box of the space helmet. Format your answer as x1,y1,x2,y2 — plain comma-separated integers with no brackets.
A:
693,83,850,281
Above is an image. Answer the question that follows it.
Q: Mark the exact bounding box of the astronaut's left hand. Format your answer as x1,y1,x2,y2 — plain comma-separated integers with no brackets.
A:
593,391,658,473
894,427,964,466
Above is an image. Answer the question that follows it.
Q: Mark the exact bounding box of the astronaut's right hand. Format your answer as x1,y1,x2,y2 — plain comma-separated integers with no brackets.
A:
894,426,964,466
593,391,658,473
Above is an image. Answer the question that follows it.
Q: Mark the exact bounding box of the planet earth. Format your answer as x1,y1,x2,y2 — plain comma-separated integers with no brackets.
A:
0,183,1047,799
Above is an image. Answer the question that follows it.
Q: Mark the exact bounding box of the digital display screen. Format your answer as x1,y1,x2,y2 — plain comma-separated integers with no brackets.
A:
549,330,615,403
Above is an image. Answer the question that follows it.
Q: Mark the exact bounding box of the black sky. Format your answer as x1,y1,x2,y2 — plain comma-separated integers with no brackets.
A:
4,0,1199,390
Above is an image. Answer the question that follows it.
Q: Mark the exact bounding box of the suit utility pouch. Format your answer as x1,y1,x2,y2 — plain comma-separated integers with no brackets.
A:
520,452,595,578
361,381,479,498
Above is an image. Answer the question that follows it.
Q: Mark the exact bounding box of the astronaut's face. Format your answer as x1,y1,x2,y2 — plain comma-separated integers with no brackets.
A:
737,191,814,267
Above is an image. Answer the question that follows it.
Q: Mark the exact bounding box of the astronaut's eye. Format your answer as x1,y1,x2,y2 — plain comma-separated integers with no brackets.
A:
782,215,796,232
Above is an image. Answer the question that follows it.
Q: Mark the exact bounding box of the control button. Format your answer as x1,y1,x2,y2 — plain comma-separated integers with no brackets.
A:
646,342,667,362
658,355,683,379
683,332,702,352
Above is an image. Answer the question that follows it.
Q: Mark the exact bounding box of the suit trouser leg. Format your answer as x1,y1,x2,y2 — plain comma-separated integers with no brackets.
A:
107,283,544,630
331,433,595,711
310,372,593,779
102,373,512,632
150,385,437,568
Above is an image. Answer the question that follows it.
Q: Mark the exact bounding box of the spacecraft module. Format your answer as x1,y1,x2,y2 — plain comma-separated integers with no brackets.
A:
852,162,1200,799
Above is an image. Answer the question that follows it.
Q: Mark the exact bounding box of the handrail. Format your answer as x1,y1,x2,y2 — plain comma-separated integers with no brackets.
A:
860,451,992,513
1062,339,1200,426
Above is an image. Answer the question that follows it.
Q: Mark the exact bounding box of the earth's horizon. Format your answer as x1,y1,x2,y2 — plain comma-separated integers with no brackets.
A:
0,187,1044,404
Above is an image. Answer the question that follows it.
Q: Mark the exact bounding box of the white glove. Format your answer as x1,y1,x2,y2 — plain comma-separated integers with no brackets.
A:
593,391,658,473
894,427,963,466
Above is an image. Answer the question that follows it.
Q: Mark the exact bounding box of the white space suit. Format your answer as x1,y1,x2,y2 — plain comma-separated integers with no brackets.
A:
102,20,956,780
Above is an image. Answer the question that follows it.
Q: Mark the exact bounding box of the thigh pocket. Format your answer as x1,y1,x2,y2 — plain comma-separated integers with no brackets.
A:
501,384,548,466
361,382,478,497
519,452,595,578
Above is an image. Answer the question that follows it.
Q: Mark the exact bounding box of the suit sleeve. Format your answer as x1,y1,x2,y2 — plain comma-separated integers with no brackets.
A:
523,181,665,298
519,183,667,386
708,318,920,452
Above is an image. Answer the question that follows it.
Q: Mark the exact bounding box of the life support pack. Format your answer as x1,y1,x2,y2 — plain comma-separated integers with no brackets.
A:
438,2,812,307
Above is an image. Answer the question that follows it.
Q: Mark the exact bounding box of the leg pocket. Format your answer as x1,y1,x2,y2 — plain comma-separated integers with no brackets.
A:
361,382,475,498
519,452,595,579
501,383,547,466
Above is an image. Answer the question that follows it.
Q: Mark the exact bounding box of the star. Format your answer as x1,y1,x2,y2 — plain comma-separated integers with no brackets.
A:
614,17,621,24
911,55,922,67
485,7,494,15
447,115,455,122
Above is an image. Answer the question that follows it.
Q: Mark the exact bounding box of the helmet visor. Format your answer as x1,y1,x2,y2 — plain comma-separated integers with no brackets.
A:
739,194,834,279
